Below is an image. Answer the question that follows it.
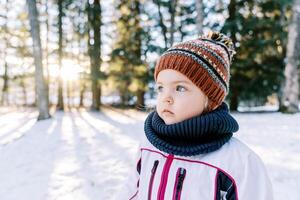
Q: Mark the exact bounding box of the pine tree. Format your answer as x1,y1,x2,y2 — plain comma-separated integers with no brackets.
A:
221,0,291,110
109,0,147,107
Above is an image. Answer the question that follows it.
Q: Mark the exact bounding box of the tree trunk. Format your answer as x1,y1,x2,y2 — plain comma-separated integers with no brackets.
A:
154,0,168,49
57,0,64,110
26,0,50,120
79,83,85,107
67,80,71,108
1,0,9,106
277,5,288,109
229,88,239,111
225,0,239,111
88,0,102,110
133,0,145,107
77,30,85,108
227,0,237,43
281,0,300,113
20,77,27,106
45,0,50,104
169,0,177,46
196,0,204,35
136,90,145,108
1,62,9,106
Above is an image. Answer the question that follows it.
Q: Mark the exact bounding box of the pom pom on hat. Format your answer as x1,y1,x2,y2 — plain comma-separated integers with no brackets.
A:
204,31,236,63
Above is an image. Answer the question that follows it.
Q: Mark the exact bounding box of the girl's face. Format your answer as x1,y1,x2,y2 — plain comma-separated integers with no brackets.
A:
156,69,208,125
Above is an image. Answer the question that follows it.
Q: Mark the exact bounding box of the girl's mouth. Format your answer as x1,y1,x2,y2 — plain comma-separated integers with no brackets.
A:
162,109,174,115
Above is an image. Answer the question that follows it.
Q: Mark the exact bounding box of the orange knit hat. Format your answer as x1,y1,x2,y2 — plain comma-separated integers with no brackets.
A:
154,31,236,112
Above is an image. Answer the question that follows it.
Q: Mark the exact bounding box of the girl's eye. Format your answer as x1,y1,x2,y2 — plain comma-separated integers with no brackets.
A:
176,85,187,92
156,85,163,92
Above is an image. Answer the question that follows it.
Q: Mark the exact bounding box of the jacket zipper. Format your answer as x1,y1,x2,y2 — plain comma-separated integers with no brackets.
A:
157,154,174,200
148,160,159,200
172,168,186,200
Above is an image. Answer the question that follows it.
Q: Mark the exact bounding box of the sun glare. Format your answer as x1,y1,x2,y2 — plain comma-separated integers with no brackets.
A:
48,60,81,81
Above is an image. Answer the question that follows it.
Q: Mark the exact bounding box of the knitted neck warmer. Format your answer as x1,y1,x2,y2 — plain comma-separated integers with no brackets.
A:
144,102,239,156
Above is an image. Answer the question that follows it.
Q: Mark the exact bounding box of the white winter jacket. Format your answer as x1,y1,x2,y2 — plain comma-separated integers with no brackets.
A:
117,136,273,200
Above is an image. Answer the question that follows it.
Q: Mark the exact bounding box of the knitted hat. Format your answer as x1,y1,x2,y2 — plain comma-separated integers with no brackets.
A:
154,31,236,112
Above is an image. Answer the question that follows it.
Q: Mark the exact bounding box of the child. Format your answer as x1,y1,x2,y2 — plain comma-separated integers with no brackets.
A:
117,31,273,200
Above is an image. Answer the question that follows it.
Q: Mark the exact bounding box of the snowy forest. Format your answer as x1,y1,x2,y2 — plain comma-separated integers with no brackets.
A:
0,0,299,199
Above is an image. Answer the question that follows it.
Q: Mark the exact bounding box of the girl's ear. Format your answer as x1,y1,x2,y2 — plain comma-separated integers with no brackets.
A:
202,96,210,114
204,96,209,108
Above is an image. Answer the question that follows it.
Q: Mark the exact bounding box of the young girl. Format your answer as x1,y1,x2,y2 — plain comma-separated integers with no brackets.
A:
117,31,273,200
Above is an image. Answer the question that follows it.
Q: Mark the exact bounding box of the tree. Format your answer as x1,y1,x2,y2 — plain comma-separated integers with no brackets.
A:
56,0,64,110
87,0,102,110
14,12,33,106
110,0,148,107
222,0,290,110
26,0,50,120
1,0,9,106
169,0,178,46
71,1,89,107
152,0,179,49
222,0,238,110
196,0,204,35
153,0,168,50
281,0,300,113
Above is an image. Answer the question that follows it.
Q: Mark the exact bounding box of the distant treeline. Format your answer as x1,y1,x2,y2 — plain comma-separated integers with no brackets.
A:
0,0,299,119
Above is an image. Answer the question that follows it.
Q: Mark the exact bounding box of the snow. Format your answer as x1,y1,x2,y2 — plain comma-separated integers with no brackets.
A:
0,107,299,200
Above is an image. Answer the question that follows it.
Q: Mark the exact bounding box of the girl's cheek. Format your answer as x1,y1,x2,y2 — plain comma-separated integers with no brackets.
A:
156,97,163,107
156,95,163,103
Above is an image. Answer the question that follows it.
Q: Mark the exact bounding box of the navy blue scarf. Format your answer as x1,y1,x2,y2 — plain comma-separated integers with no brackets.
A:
144,102,239,156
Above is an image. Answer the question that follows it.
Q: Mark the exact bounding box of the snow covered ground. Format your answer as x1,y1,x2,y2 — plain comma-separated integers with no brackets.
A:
0,106,299,200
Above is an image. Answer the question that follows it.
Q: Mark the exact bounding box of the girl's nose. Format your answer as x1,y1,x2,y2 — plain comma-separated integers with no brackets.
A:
159,88,174,104
164,96,174,105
